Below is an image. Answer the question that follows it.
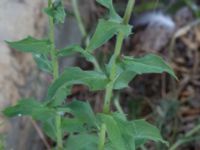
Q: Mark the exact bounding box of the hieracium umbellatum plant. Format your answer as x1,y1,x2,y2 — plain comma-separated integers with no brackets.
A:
3,0,177,149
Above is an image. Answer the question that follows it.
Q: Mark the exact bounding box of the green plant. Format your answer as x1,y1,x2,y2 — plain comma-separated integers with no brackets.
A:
3,0,177,149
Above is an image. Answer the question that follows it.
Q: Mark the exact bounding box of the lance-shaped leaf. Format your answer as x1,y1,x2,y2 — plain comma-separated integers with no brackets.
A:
114,71,137,89
42,118,57,141
112,54,177,90
3,99,55,121
59,100,98,131
48,67,109,101
96,0,122,22
62,118,86,133
112,113,167,149
64,133,98,150
119,54,177,79
44,0,66,24
130,120,168,147
47,84,71,107
57,45,97,64
57,45,84,57
86,19,132,52
33,54,53,74
6,36,51,54
99,114,129,150
106,60,136,90
67,100,98,127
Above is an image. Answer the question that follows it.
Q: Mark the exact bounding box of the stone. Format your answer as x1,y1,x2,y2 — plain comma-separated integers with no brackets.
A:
0,0,47,149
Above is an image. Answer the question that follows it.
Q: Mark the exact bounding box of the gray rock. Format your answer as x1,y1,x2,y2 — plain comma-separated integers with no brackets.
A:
0,0,47,149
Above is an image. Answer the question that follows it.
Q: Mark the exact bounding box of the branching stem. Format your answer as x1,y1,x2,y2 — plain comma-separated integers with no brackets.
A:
71,0,101,71
103,0,135,113
99,0,135,149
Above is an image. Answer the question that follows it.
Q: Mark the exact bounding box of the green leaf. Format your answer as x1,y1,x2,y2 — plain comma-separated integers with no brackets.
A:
59,101,98,133
42,118,57,140
114,71,136,89
44,0,66,24
33,54,53,74
64,133,98,150
67,100,97,127
3,99,55,121
6,36,51,54
86,19,132,52
119,54,177,79
130,120,168,147
62,118,85,133
105,143,116,150
112,54,177,89
48,67,109,102
112,113,167,148
106,59,136,89
111,54,177,89
47,84,71,107
99,114,127,150
111,63,137,89
96,0,122,22
58,45,97,64
111,113,136,150
57,45,84,57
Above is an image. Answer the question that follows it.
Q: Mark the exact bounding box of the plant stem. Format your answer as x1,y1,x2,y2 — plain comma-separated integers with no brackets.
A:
50,20,59,80
91,57,102,72
48,0,59,80
123,0,135,25
71,0,87,37
71,0,101,71
100,0,135,149
98,124,106,150
114,94,125,118
56,114,62,150
103,0,135,113
48,0,63,149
